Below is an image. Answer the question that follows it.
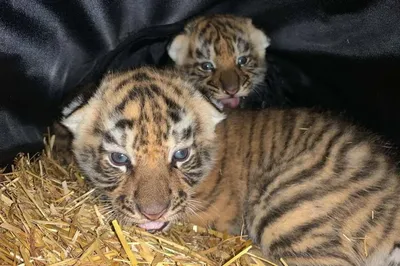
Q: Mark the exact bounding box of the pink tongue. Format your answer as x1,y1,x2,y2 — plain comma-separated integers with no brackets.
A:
138,221,166,231
220,97,240,109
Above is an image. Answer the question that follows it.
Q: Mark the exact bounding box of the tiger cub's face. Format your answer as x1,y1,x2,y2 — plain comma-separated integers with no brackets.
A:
168,14,270,109
61,68,225,231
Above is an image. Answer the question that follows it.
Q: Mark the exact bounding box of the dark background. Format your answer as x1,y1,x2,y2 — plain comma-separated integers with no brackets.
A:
1,0,400,166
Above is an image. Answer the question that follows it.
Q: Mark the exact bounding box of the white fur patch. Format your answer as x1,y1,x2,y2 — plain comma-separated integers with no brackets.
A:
388,247,400,265
62,96,84,117
60,107,85,134
250,28,270,57
168,34,190,65
211,109,226,125
365,245,400,266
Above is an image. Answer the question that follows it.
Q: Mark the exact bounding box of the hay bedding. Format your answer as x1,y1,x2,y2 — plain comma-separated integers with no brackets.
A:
0,134,281,266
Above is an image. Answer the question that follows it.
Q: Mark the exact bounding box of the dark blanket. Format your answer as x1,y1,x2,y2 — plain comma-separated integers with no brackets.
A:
1,0,400,166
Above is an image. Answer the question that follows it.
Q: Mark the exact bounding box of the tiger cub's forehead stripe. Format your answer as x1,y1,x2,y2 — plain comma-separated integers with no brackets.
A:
114,87,144,113
194,23,237,58
115,119,134,129
109,81,185,118
103,131,118,145
195,48,209,60
181,126,193,142
236,37,250,53
113,72,152,92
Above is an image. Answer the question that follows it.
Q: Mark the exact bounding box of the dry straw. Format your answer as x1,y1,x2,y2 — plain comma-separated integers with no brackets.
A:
0,134,280,266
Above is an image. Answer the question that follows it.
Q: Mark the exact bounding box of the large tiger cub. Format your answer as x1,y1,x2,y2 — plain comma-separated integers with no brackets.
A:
168,14,269,109
61,67,400,266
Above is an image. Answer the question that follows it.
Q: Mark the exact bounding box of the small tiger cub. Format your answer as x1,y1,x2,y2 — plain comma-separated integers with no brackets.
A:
168,14,269,110
61,67,400,266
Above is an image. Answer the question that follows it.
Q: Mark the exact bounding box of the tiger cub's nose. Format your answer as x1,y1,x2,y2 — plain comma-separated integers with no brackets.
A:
220,70,239,95
138,202,169,221
224,86,239,96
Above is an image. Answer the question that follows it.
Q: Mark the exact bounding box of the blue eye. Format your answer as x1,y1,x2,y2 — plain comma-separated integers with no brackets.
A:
237,56,248,66
109,152,130,166
200,62,214,71
173,148,190,162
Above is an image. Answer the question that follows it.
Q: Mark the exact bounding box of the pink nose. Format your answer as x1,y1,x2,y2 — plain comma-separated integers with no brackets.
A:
141,209,167,220
224,86,239,96
138,203,169,221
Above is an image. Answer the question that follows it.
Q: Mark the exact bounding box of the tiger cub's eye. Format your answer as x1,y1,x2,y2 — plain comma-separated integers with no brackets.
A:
109,152,130,166
200,62,215,71
237,56,248,66
173,148,190,162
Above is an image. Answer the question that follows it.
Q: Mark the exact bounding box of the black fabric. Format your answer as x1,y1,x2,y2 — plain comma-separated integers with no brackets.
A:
1,0,400,166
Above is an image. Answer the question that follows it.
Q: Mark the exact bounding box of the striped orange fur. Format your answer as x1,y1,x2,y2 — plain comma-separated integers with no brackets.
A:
61,67,400,266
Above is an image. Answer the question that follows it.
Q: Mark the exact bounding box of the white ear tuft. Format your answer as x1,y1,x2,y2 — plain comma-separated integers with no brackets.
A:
251,28,270,50
60,108,83,134
61,96,84,117
168,34,190,65
249,26,270,60
60,99,90,135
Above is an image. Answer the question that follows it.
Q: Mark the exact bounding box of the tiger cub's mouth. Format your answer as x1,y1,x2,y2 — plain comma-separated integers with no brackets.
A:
211,96,246,110
138,221,170,232
220,97,241,109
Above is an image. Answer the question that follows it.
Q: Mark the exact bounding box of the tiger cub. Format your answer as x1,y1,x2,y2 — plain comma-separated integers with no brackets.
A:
61,67,400,266
168,14,269,109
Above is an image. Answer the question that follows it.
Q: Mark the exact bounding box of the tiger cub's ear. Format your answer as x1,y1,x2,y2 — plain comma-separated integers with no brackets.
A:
60,96,90,135
246,18,270,58
168,34,190,65
60,108,83,135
